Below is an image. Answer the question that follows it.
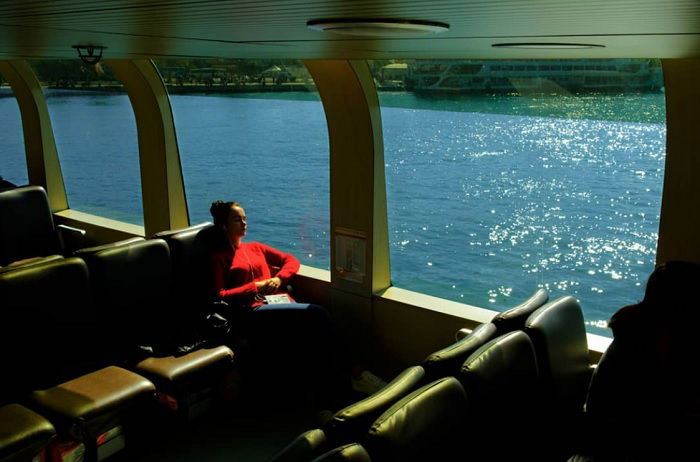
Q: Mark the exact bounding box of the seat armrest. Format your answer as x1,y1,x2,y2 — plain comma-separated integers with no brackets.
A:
57,224,87,253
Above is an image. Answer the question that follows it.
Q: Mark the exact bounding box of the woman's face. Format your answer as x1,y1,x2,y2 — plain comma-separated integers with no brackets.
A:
226,205,247,238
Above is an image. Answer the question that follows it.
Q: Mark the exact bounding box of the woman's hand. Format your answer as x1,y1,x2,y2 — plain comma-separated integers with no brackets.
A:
255,277,282,294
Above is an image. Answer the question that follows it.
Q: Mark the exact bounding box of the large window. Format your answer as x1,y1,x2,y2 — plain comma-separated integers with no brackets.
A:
154,59,330,269
371,59,665,337
0,83,27,186
30,60,143,224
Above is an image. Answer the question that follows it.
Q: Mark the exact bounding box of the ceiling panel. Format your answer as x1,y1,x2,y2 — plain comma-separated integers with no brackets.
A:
0,0,697,60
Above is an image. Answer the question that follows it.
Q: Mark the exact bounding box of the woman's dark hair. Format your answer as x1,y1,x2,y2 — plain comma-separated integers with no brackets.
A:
210,200,241,226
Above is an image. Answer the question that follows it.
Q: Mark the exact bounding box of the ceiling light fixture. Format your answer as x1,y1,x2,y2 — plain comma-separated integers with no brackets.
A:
72,45,106,64
492,42,604,49
307,18,449,38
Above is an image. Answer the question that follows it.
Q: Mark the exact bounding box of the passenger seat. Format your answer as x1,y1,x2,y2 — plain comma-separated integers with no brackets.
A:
0,185,85,266
76,238,235,419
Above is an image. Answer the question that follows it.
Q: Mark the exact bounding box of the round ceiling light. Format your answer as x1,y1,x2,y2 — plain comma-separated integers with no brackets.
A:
492,42,605,49
307,18,449,38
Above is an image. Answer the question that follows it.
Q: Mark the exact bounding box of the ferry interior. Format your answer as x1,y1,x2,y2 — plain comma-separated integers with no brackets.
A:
1,1,699,461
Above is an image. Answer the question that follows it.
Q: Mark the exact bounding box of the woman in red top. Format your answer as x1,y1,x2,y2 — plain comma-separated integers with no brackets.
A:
210,200,299,309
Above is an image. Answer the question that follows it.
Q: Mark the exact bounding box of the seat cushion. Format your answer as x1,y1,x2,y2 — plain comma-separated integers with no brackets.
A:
135,345,234,386
491,288,549,334
30,366,155,425
0,404,55,461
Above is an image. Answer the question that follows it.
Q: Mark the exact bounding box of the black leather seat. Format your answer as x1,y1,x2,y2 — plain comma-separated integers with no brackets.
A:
0,404,55,462
420,322,498,382
524,296,592,459
0,257,156,460
76,238,235,418
310,444,371,462
524,296,591,417
364,377,468,462
454,288,549,340
0,185,85,266
458,331,541,460
152,223,220,317
270,366,425,462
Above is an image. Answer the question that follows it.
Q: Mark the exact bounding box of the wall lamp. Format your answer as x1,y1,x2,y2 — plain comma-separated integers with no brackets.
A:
72,45,106,64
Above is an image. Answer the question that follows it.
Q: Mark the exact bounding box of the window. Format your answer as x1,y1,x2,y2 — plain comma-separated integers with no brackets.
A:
0,83,27,186
30,60,143,224
154,59,330,269
373,59,665,337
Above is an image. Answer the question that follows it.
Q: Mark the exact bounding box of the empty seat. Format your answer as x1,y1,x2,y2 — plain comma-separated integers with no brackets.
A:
524,296,591,459
0,404,55,462
454,288,549,340
310,444,371,462
271,366,425,462
0,185,85,266
152,222,220,315
458,331,541,459
76,238,235,418
524,296,591,417
421,322,498,382
364,377,467,462
0,257,156,460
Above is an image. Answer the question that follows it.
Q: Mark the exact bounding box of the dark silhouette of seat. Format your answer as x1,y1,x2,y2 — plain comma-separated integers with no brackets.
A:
0,185,85,266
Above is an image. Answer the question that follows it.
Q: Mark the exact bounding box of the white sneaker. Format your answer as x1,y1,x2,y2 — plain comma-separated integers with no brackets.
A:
351,370,388,395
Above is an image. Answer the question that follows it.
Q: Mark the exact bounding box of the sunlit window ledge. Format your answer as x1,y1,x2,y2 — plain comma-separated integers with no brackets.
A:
54,209,145,237
379,285,612,360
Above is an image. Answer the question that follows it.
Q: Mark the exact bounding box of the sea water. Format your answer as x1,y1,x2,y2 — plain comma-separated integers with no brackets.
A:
0,90,666,336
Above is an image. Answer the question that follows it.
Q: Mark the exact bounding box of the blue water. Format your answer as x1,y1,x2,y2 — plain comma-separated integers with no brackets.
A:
0,90,666,337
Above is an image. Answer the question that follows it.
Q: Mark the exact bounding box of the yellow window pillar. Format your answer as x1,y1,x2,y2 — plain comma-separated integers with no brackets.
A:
657,59,700,265
0,60,67,211
305,60,391,363
107,60,188,236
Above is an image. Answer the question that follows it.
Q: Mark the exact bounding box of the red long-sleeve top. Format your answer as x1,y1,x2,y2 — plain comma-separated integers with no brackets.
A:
211,241,300,309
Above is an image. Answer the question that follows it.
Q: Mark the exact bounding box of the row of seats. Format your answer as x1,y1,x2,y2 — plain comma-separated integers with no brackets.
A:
272,294,593,462
0,232,235,461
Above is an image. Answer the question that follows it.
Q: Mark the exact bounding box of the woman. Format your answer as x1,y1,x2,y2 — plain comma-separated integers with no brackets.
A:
209,200,386,411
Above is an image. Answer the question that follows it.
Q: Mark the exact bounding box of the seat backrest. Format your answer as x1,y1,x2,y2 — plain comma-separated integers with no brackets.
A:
458,331,540,458
491,288,549,335
269,428,330,462
310,444,372,462
0,257,99,394
325,366,426,445
365,377,467,462
524,296,591,416
153,223,219,311
77,239,175,354
421,322,498,381
0,185,60,266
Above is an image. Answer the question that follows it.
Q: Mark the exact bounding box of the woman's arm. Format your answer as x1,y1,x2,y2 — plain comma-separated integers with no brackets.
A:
257,243,300,283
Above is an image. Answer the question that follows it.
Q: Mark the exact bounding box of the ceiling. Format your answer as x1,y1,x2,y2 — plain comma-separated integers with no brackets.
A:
0,0,699,60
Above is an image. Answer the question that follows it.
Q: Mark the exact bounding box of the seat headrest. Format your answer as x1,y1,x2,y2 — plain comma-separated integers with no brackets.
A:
78,238,172,302
0,257,91,318
0,185,59,265
327,366,425,443
421,322,498,381
459,331,539,412
73,237,145,257
366,377,467,461
491,288,549,334
310,444,371,462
